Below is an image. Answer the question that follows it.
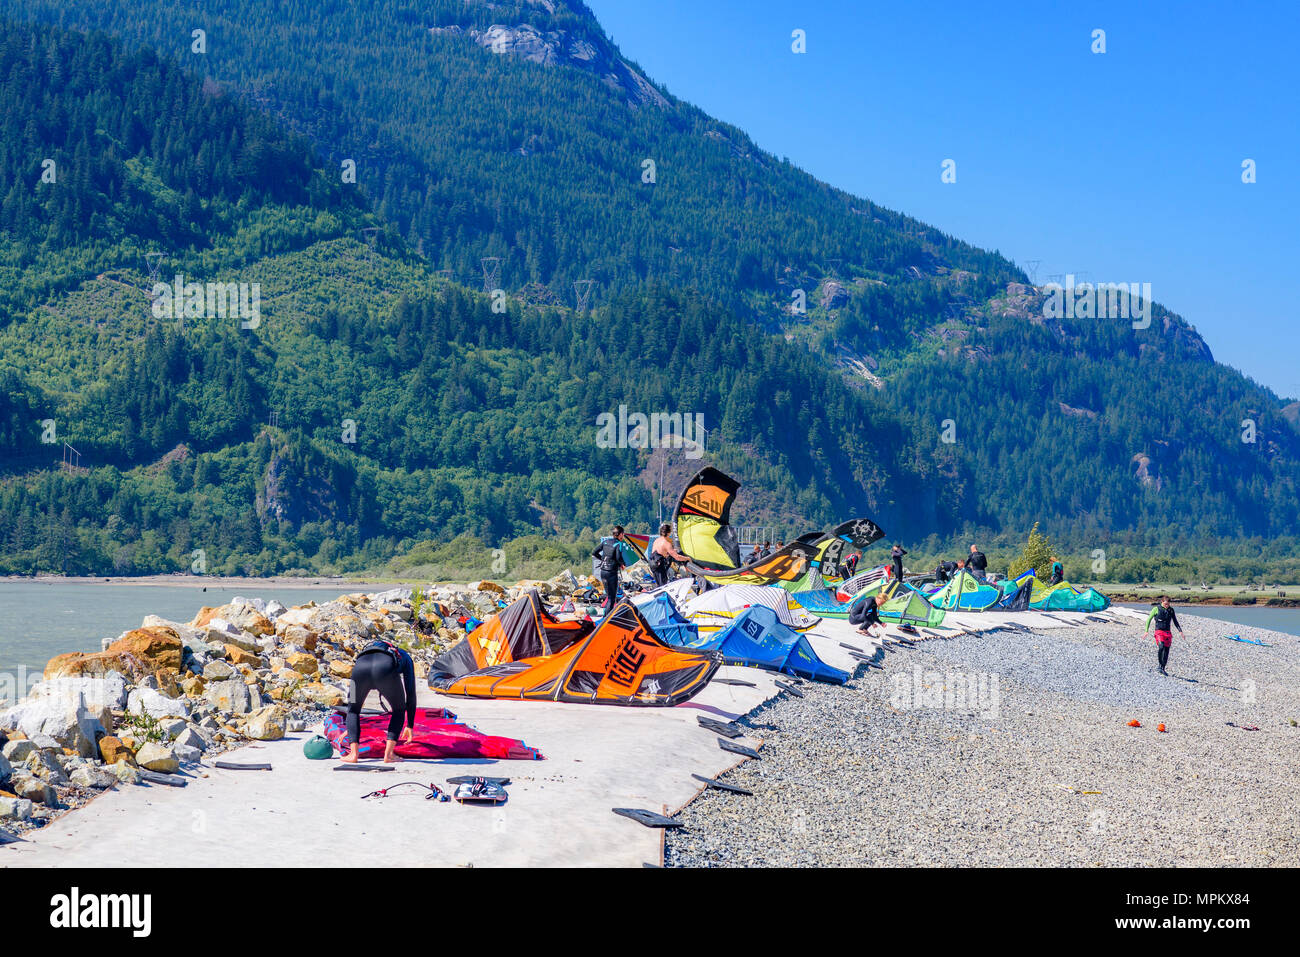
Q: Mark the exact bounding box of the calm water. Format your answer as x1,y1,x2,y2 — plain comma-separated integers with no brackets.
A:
1120,603,1300,638
0,581,357,700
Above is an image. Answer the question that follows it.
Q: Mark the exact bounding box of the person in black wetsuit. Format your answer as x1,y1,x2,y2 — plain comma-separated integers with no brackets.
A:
890,544,907,583
934,560,957,583
849,594,882,636
1049,558,1065,585
843,552,860,577
342,639,417,763
1144,596,1185,675
968,544,988,579
591,525,627,613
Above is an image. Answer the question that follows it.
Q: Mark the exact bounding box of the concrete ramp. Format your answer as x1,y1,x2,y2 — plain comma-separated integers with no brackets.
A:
3,669,807,868
2,606,1115,867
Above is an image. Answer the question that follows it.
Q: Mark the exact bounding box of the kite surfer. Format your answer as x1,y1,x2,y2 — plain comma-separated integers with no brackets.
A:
849,593,882,637
591,525,627,612
1049,558,1065,585
1143,596,1185,675
341,639,417,763
649,523,689,587
968,544,988,579
890,544,907,582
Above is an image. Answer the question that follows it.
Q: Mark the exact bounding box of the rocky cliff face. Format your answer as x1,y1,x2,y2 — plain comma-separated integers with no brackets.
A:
429,2,670,108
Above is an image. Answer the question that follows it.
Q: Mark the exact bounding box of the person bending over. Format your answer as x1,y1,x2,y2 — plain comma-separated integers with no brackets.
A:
849,593,883,637
342,638,416,763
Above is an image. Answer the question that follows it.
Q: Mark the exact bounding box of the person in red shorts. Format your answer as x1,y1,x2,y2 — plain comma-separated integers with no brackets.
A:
1144,596,1185,675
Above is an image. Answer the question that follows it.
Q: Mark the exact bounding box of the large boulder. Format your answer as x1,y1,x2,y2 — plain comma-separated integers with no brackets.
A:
223,645,262,668
134,742,179,773
195,600,273,637
126,687,190,720
26,673,128,712
0,796,33,821
0,751,10,783
0,691,111,759
305,602,375,642
298,682,346,707
204,679,251,715
204,619,261,653
109,761,141,785
8,773,56,806
174,725,210,753
285,652,318,675
203,661,235,681
24,750,69,785
141,615,205,646
98,736,136,766
277,624,317,651
48,627,182,680
2,740,35,763
245,706,286,741
69,765,117,789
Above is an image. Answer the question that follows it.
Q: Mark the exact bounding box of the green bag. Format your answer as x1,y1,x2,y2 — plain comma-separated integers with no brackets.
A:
303,734,333,760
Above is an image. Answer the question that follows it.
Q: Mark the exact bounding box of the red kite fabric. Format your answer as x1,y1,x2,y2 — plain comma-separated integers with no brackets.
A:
323,706,543,760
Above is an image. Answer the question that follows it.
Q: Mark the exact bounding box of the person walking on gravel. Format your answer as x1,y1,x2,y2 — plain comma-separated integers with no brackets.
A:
1144,596,1185,675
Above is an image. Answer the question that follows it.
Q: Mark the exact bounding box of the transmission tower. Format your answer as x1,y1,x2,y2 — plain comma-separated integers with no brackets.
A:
481,256,502,293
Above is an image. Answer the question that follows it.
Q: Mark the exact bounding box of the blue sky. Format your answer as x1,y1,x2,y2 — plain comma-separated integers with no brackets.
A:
586,0,1299,398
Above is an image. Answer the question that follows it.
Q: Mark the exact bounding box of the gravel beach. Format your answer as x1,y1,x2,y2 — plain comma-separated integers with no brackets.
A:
666,613,1300,867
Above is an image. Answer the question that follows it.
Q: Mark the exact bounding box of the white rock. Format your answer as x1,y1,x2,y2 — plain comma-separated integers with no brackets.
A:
1,691,111,759
0,796,33,820
173,743,202,765
141,615,204,645
204,679,251,715
3,739,35,763
174,725,210,753
126,687,190,720
203,661,235,681
28,672,128,712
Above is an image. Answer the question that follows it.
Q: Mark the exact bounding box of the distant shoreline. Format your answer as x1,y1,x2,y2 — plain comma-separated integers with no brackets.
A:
0,575,414,589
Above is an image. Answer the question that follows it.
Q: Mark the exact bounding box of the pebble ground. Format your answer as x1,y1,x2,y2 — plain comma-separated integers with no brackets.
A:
666,614,1300,866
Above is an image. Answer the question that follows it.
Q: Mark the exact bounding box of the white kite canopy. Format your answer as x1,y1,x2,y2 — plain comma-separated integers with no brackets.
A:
631,577,696,607
678,584,820,633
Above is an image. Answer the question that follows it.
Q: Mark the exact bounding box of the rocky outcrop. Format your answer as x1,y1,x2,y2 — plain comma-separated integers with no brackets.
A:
430,13,670,110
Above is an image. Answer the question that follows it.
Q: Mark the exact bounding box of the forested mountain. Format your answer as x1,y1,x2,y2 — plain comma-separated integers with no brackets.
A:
0,3,1296,577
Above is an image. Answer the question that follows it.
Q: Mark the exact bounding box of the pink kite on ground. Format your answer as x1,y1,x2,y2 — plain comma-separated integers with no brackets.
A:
323,707,544,760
